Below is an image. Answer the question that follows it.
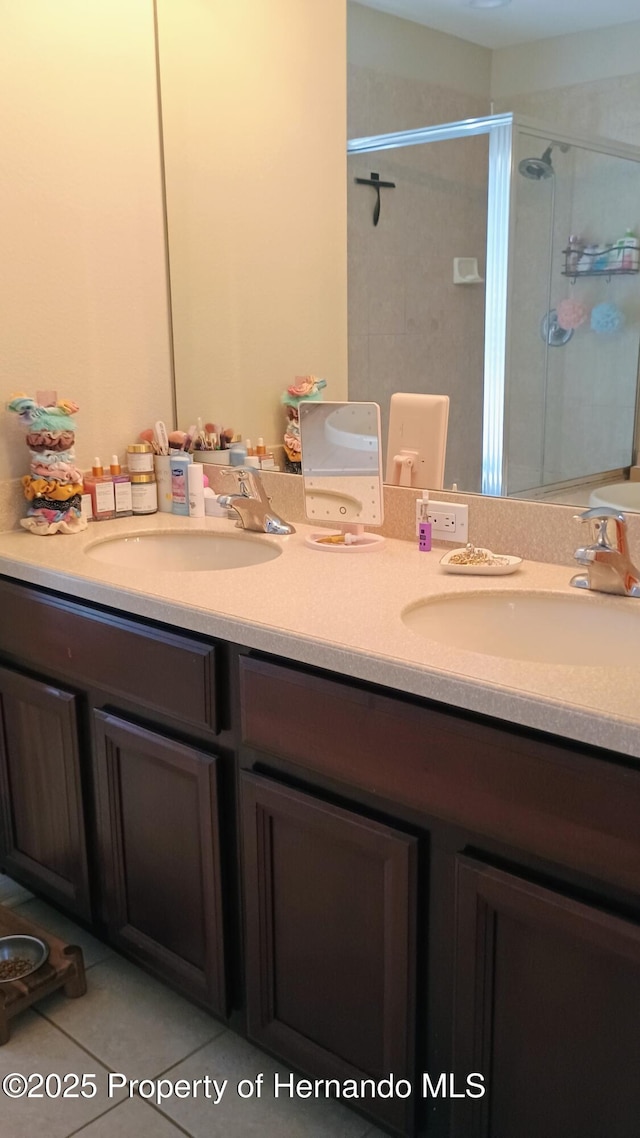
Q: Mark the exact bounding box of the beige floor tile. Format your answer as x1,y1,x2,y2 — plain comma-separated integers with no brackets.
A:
0,1010,125,1138
0,874,34,908
157,1030,371,1138
67,1097,187,1137
37,954,225,1078
12,899,113,969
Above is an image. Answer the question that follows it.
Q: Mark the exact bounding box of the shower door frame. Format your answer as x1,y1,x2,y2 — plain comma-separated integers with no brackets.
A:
348,113,640,496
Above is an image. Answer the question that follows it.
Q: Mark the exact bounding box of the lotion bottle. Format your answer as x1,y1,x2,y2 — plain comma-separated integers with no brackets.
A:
188,462,205,518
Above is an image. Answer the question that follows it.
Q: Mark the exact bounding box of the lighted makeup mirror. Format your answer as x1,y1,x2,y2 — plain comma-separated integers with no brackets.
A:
299,401,385,551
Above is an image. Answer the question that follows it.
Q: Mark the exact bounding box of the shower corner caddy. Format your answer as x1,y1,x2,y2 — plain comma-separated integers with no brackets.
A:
562,247,640,283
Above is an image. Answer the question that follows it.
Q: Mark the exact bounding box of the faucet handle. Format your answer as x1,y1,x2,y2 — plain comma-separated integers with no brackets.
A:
574,505,626,525
574,506,628,555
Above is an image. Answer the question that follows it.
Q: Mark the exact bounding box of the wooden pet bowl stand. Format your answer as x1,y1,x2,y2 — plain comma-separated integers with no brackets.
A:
0,902,86,1044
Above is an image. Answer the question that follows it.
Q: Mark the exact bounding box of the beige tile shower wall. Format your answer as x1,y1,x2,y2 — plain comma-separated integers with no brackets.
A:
346,1,485,138
347,5,491,496
492,21,640,146
492,22,640,116
348,2,491,138
348,138,488,492
0,0,173,480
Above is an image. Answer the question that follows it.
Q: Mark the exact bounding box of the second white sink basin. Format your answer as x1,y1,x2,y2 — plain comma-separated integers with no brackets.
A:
402,591,640,667
86,532,282,571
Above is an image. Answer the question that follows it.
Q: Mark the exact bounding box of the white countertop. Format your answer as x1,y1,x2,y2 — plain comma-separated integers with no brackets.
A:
0,513,639,759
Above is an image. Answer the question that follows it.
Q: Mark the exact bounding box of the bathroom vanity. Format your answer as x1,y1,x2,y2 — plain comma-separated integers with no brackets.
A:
0,518,639,1138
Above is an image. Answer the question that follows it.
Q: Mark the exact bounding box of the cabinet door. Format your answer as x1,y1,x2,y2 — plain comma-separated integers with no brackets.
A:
0,665,90,919
93,711,226,1016
452,856,640,1138
241,771,417,1137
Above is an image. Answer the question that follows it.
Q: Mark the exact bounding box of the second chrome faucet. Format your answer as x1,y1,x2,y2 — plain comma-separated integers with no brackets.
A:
571,506,640,597
217,468,295,536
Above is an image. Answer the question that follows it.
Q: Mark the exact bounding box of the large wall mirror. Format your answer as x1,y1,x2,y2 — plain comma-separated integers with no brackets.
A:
156,0,640,512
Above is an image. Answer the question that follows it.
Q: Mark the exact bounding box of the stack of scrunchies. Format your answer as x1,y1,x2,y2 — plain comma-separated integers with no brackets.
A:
7,394,88,535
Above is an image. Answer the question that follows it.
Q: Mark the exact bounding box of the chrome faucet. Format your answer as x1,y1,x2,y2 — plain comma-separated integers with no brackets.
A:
571,506,640,597
217,468,295,536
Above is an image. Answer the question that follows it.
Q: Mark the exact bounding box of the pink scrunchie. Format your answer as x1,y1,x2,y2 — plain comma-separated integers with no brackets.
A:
26,430,75,452
30,461,83,483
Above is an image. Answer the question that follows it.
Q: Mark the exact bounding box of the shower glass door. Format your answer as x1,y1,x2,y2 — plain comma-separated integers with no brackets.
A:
507,126,640,496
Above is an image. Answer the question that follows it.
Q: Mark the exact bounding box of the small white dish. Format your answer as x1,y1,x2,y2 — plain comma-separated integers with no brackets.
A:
439,547,522,576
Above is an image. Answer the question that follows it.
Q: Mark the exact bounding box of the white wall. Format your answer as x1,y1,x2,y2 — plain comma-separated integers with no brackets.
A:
157,0,348,448
0,0,173,480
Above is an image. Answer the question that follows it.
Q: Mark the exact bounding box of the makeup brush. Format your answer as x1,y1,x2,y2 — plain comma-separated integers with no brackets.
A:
183,424,197,452
168,430,187,450
139,428,159,454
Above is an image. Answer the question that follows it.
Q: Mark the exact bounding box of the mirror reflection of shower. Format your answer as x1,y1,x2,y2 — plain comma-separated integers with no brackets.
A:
348,113,640,501
518,142,570,180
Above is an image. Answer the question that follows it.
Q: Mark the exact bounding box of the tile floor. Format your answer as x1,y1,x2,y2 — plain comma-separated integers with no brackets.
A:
0,875,385,1138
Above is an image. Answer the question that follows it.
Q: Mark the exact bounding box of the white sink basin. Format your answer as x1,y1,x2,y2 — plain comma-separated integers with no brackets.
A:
86,532,282,571
402,591,640,667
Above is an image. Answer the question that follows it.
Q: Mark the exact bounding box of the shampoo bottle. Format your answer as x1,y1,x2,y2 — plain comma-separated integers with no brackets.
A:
623,229,639,270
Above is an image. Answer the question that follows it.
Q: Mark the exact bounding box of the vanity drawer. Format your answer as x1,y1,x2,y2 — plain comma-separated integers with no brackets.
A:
0,579,218,734
240,656,640,893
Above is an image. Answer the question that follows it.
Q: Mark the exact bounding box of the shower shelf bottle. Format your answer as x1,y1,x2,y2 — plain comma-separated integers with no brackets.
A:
622,230,639,270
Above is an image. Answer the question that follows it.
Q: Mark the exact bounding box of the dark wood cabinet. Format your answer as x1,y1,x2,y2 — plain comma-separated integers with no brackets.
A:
0,664,91,919
93,711,227,1016
452,856,640,1138
241,771,417,1136
2,580,640,1138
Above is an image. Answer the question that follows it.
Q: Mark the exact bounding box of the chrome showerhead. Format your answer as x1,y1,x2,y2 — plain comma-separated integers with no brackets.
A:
518,145,555,180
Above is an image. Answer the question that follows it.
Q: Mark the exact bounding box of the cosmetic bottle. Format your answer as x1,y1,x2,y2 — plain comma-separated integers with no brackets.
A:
154,453,173,513
188,463,205,518
109,455,133,517
84,458,116,521
170,454,192,515
256,437,266,456
416,489,431,551
130,471,158,515
623,229,639,270
229,443,247,466
126,442,154,473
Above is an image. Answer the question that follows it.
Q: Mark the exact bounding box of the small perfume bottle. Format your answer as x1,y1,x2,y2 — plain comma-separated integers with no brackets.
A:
109,455,133,517
83,458,116,521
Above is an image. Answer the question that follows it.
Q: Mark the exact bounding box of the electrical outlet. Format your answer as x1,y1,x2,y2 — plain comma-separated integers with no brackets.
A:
426,501,468,542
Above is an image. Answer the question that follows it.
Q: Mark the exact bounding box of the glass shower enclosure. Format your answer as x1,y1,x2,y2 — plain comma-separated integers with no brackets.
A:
347,113,640,497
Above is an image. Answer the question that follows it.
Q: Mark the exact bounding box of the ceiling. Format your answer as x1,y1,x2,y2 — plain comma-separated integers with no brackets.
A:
356,0,640,49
